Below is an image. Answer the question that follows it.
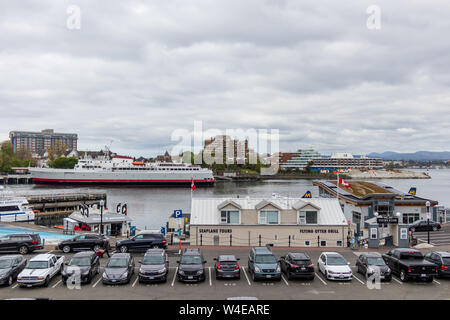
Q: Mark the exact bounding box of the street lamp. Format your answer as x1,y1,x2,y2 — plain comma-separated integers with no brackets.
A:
426,201,431,244
99,199,105,235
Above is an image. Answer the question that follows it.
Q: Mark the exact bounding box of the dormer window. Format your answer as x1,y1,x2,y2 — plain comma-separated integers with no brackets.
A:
220,210,240,224
258,210,279,224
298,210,318,225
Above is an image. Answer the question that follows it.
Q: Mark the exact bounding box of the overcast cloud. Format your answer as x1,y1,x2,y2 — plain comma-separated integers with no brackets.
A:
1,0,449,157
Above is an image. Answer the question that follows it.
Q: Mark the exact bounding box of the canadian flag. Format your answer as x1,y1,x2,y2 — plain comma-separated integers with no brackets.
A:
338,176,351,188
191,177,196,191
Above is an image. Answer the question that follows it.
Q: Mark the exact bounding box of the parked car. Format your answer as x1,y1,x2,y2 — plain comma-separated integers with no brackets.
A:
382,248,438,282
177,248,207,282
57,233,110,253
409,220,441,232
279,252,314,280
102,253,135,285
247,247,281,281
214,255,240,280
0,233,43,254
138,248,169,283
17,253,64,287
0,255,27,286
317,252,352,281
424,251,450,278
62,251,100,285
356,253,391,281
115,232,167,253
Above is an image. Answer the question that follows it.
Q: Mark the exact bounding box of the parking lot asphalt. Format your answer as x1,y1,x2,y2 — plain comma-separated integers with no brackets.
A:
1,246,450,300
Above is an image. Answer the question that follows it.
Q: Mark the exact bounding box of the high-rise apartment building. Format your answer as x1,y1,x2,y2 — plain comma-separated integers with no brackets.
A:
9,129,78,154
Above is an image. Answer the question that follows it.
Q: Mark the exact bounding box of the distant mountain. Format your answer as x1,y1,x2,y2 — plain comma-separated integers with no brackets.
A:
368,151,450,161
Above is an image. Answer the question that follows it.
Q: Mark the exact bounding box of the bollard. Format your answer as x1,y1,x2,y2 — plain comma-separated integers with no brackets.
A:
259,235,261,247
288,235,291,247
200,234,203,246
230,234,232,247
317,235,320,248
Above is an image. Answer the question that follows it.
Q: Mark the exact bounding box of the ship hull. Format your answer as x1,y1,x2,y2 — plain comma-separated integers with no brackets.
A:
30,168,215,187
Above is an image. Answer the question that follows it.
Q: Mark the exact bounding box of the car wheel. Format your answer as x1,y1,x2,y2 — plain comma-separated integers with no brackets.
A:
44,276,50,287
8,276,13,286
400,270,407,282
119,245,128,253
286,272,292,280
19,246,29,255
93,245,101,252
62,245,71,253
59,265,63,275
252,272,257,282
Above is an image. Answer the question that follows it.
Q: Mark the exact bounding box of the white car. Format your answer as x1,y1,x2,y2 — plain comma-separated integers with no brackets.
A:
17,253,64,287
317,252,352,281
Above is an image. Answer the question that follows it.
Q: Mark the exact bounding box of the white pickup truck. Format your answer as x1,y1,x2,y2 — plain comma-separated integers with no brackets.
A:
17,253,65,287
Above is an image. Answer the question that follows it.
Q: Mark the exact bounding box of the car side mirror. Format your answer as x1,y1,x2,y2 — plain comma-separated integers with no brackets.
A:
176,260,180,263
138,260,142,264
203,260,207,264
131,238,135,241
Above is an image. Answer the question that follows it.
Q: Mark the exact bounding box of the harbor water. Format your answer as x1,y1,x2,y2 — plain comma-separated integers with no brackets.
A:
3,169,449,230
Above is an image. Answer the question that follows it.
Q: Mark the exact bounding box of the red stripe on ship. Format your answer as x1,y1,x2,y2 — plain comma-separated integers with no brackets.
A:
32,178,215,183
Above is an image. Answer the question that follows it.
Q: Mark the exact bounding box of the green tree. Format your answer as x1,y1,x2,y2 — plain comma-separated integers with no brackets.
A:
49,157,78,169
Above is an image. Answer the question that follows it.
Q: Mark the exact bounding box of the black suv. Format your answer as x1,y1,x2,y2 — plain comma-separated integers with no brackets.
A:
62,251,100,285
138,249,169,283
0,255,27,286
279,252,315,280
0,233,43,254
57,233,110,253
115,233,167,253
424,251,450,278
177,248,207,282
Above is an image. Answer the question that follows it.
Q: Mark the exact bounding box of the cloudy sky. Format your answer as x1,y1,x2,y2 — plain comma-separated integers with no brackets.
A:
1,0,449,157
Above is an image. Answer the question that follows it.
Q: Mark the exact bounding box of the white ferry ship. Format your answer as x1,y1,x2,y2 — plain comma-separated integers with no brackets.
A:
0,188,35,222
29,156,215,187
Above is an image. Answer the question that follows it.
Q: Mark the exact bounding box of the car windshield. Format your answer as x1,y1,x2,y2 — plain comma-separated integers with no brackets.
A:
69,257,91,267
367,257,385,266
180,255,202,264
0,259,13,269
255,255,277,264
106,258,128,268
26,261,49,269
142,256,164,265
327,256,347,265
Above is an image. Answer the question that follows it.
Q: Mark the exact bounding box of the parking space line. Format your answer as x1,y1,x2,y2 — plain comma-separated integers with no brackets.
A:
208,267,212,286
92,277,102,288
392,277,403,285
241,267,251,286
52,279,62,288
314,272,327,285
353,274,365,285
281,274,289,286
132,276,139,287
11,283,18,289
171,267,178,286
433,279,441,285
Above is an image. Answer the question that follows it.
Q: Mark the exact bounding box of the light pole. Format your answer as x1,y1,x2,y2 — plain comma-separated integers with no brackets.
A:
99,199,105,235
426,201,431,244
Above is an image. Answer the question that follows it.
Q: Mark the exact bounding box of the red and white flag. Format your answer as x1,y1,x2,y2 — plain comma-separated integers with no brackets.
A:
338,176,351,188
191,177,196,191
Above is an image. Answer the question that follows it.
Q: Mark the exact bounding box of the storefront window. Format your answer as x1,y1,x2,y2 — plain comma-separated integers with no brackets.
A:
258,210,279,224
298,210,317,224
220,210,240,224
402,213,419,224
